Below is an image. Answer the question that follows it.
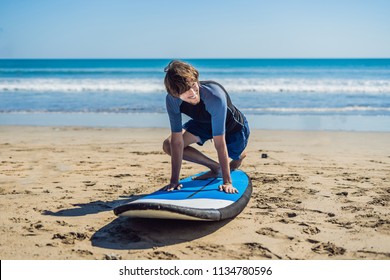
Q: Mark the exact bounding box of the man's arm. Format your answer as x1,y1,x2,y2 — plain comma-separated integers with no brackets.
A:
164,132,184,191
213,135,238,194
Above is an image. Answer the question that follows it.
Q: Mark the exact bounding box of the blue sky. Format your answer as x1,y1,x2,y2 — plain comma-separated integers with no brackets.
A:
0,0,389,58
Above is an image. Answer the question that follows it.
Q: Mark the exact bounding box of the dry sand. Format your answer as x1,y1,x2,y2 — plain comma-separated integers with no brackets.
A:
0,126,389,260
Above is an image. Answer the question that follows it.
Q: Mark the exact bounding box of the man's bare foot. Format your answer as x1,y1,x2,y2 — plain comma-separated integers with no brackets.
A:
192,169,222,180
230,153,247,171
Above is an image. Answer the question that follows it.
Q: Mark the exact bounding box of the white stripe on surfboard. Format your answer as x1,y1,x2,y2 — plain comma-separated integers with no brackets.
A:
130,198,233,209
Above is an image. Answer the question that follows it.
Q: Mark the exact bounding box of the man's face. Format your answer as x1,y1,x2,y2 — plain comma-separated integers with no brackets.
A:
179,82,200,105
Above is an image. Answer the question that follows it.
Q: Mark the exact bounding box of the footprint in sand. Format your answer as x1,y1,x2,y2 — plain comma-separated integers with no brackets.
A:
83,181,97,187
312,242,346,256
243,242,283,259
103,253,122,260
149,251,179,260
72,249,93,257
52,232,89,245
299,223,321,235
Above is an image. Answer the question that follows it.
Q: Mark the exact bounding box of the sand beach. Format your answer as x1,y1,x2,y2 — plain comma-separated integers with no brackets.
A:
0,126,389,260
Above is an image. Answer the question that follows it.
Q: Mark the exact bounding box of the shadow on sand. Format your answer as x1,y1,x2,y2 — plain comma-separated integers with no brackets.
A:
42,194,232,250
42,195,142,217
91,217,232,250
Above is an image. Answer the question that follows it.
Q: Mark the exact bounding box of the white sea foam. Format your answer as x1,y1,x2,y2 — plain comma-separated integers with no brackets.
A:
219,78,390,94
243,106,390,113
0,78,390,94
0,78,165,93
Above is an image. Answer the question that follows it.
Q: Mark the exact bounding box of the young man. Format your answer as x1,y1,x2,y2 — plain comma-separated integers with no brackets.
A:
162,60,250,194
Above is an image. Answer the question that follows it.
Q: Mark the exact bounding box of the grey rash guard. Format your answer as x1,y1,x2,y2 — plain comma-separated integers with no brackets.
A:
166,81,245,136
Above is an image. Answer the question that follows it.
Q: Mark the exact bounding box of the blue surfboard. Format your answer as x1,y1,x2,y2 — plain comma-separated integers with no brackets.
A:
113,170,252,221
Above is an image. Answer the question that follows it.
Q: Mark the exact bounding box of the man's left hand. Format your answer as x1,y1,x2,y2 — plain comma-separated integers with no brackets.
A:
219,183,238,194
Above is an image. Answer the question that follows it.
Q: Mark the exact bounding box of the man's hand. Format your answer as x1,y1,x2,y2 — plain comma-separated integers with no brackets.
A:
219,183,238,194
162,182,182,191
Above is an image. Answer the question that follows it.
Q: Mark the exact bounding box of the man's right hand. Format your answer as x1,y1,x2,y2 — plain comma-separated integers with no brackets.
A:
162,182,183,191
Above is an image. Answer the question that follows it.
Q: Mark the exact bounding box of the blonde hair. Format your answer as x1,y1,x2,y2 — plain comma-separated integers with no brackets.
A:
164,60,199,97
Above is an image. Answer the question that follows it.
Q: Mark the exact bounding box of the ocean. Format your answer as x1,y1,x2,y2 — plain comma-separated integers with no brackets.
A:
0,59,389,131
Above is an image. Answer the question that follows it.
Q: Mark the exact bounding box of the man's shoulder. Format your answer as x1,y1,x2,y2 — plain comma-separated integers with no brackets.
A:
166,94,182,113
200,81,227,104
166,94,181,103
200,80,226,92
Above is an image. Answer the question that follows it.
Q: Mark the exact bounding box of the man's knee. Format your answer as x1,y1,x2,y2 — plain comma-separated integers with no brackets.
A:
162,138,171,155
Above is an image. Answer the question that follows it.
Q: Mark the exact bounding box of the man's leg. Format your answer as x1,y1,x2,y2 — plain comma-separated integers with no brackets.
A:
226,118,250,172
229,150,247,171
163,130,220,177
